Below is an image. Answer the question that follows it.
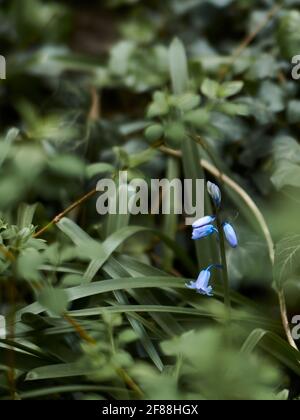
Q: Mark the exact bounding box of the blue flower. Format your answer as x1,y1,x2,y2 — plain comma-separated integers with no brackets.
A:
192,224,218,240
192,215,216,229
186,265,222,296
207,181,221,208
223,222,238,248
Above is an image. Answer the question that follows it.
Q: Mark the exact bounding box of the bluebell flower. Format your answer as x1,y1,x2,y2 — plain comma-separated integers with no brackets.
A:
223,222,238,248
192,215,215,229
207,181,221,209
186,264,222,296
192,224,218,240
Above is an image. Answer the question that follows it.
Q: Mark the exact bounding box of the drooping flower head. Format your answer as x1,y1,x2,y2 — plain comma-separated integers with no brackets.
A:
192,215,216,229
207,181,222,209
223,222,238,248
186,264,222,296
192,224,218,240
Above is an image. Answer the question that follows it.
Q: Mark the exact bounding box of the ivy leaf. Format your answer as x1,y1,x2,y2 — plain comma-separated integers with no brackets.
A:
278,10,300,60
287,100,300,123
274,235,300,289
273,136,300,164
271,160,300,190
258,81,285,113
271,136,300,189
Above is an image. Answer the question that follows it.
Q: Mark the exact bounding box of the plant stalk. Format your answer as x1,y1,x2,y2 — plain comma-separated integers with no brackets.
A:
216,215,231,323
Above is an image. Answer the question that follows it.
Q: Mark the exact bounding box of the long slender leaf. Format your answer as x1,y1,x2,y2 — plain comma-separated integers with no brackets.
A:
169,38,189,95
163,157,180,271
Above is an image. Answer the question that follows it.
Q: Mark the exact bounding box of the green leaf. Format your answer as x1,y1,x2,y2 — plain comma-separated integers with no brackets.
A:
5,385,129,400
117,329,138,344
109,40,135,76
145,124,164,142
164,121,186,147
26,362,95,381
201,78,220,99
278,10,300,60
0,128,19,168
57,218,195,283
184,109,210,128
86,163,115,178
271,136,300,189
163,157,180,270
48,155,85,178
16,275,265,322
103,261,164,371
0,348,49,371
271,160,300,190
219,81,244,98
17,203,38,229
171,93,200,112
242,329,300,376
147,91,169,118
287,100,300,124
111,255,183,336
273,136,300,164
37,287,69,316
17,248,44,282
85,226,195,283
258,81,285,113
128,147,158,168
274,235,300,289
241,329,268,354
216,101,250,116
169,38,189,94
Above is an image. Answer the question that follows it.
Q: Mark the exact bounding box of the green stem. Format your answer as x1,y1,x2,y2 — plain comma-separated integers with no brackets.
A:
216,215,231,322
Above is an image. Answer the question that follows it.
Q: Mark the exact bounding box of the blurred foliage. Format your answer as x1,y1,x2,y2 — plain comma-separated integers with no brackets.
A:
0,0,300,401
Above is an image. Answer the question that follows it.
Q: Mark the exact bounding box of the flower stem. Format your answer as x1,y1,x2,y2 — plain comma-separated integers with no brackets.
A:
216,215,231,322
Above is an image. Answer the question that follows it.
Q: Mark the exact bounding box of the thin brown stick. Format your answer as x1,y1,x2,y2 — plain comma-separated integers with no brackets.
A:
278,290,298,350
64,314,143,395
64,314,97,345
116,368,144,399
88,87,101,122
33,188,97,238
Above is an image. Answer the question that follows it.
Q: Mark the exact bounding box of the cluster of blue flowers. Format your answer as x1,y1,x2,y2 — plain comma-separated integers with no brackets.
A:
186,181,238,297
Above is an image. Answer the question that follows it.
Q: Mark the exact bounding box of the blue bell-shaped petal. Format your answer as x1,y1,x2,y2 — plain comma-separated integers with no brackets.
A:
223,222,238,248
192,224,218,240
192,215,216,229
207,181,222,209
186,268,212,296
